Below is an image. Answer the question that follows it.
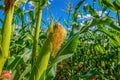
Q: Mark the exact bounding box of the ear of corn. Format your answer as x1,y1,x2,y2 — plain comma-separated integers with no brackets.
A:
0,0,14,75
30,21,54,80
30,22,67,80
30,38,52,80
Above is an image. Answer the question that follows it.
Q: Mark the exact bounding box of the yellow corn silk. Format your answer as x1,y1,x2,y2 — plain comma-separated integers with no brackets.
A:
51,23,67,57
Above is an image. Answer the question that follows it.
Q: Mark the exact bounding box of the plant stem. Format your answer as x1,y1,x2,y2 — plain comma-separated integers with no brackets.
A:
0,3,14,74
32,8,42,66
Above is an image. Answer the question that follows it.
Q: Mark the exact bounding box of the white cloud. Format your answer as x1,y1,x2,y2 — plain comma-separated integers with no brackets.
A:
28,1,34,10
48,0,53,5
78,14,92,19
84,3,88,7
80,23,85,26
96,10,102,16
86,14,92,18
48,0,51,5
28,1,33,5
96,10,108,16
67,27,71,31
78,10,108,20
78,15,84,19
22,6,25,11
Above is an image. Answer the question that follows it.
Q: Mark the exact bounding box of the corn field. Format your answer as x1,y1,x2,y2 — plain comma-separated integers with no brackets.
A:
0,0,120,80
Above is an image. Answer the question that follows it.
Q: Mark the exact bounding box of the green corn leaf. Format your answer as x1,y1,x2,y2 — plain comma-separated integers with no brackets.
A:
46,64,57,80
85,5,99,17
7,48,31,71
0,5,3,10
98,0,103,7
80,17,120,34
109,38,119,48
18,64,31,80
95,44,105,54
102,0,116,12
113,0,120,12
72,0,84,22
24,33,34,42
58,34,79,56
29,10,35,22
115,0,120,8
39,0,47,7
15,0,28,8
98,25,120,45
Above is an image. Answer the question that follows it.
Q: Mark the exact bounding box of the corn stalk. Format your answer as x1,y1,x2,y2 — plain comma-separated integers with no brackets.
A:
32,8,42,66
0,0,14,75
31,0,47,68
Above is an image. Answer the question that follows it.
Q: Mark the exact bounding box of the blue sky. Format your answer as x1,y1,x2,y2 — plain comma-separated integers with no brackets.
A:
42,0,116,28
0,0,116,28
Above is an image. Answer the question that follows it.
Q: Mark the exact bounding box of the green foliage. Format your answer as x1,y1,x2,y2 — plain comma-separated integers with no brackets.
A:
0,0,120,80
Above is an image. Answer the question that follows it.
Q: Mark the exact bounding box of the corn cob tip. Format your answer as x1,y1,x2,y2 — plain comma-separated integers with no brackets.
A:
0,70,13,80
4,0,14,12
